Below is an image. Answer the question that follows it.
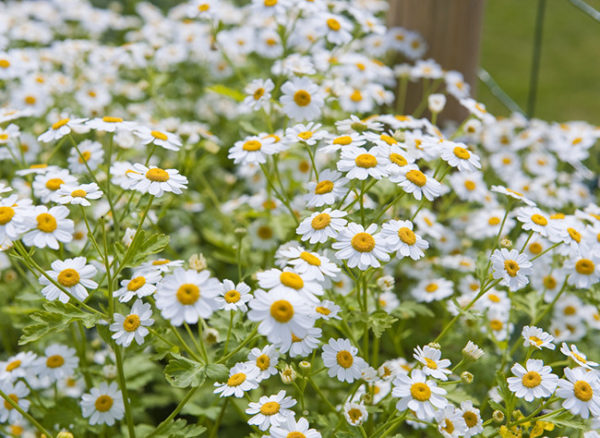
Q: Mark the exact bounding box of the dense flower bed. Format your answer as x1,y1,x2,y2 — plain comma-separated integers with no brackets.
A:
0,0,600,437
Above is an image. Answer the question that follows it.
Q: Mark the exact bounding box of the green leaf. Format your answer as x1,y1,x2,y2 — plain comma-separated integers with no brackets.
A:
136,420,206,438
239,120,260,135
512,291,542,320
475,251,489,284
126,231,170,267
206,84,245,102
391,301,434,319
543,410,588,429
369,311,398,338
19,301,101,345
204,363,228,381
164,355,205,388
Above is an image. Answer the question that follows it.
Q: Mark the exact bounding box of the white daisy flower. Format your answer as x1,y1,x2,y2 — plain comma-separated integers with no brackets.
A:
247,288,315,353
0,380,30,424
257,268,323,302
314,300,341,320
561,343,598,369
515,207,566,242
0,352,37,382
228,135,276,165
33,344,79,383
439,142,481,172
37,116,88,143
557,367,600,419
280,77,325,121
343,402,368,426
216,279,252,312
85,116,137,133
321,14,353,45
381,219,429,260
285,122,327,146
304,170,348,208
134,126,182,151
435,405,468,438
39,257,98,303
155,268,221,326
270,416,321,438
490,248,533,291
67,140,104,174
371,143,415,176
278,246,341,282
214,362,260,398
378,291,400,313
126,163,188,197
289,326,322,358
0,195,31,243
332,223,390,270
507,359,558,402
246,390,296,431
56,182,103,206
246,345,279,382
414,346,452,381
392,165,443,201
32,170,77,203
458,400,483,438
80,382,125,426
412,278,454,303
522,326,555,350
565,254,600,289
336,146,389,181
138,258,184,274
296,208,347,244
392,369,448,421
491,185,536,206
113,270,162,303
319,132,366,154
110,299,154,347
242,78,274,112
322,338,367,383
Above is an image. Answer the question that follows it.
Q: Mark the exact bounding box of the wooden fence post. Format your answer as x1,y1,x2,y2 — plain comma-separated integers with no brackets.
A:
388,0,486,122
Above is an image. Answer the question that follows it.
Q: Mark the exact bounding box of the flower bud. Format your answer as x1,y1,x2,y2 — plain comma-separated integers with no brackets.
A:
122,227,136,247
492,410,505,424
428,93,446,114
376,275,394,292
203,327,219,345
188,253,207,271
57,432,75,438
462,341,484,361
103,364,117,379
298,361,311,372
280,364,296,384
500,238,512,249
461,371,473,384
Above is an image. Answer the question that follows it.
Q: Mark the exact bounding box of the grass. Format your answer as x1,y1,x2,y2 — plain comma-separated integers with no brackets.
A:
479,0,600,123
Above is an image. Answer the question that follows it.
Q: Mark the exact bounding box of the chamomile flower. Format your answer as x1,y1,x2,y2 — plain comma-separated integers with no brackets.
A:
314,300,341,320
67,140,104,174
320,132,366,154
491,185,536,206
155,268,221,326
110,299,154,347
343,402,368,426
38,116,87,143
134,126,182,151
86,116,137,133
436,406,467,438
381,219,429,260
516,207,565,242
289,326,322,358
246,345,279,381
126,163,188,197
322,338,367,383
243,78,274,112
412,278,454,303
0,381,30,423
39,257,97,303
392,369,448,420
248,288,315,353
304,170,348,207
80,382,124,426
522,326,555,350
392,165,443,201
459,400,483,438
332,223,390,270
557,367,600,419
565,254,600,289
270,416,321,438
321,14,353,45
507,359,558,402
280,77,325,121
228,135,276,165
246,390,296,431
561,343,598,369
440,142,481,172
0,195,31,243
33,170,77,203
286,122,327,146
34,344,79,382
0,352,37,382
216,279,252,311
278,246,340,281
56,182,103,206
490,248,533,291
257,268,323,302
296,208,347,244
336,146,389,180
414,346,452,381
214,363,260,398
113,270,162,303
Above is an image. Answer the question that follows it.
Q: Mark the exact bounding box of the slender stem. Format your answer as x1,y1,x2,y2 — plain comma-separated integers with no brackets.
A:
148,387,199,438
217,327,258,364
0,388,53,438
209,398,229,438
168,324,204,363
113,344,136,438
223,311,234,354
184,322,208,363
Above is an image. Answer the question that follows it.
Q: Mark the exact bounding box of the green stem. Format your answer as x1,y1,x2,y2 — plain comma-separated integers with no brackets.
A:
148,387,199,438
0,388,53,438
113,344,136,438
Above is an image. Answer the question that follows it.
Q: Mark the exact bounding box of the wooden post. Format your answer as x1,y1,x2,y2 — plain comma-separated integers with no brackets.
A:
388,0,486,122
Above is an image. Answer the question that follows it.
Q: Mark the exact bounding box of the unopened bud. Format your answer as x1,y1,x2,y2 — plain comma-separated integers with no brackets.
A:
57,432,74,438
122,227,136,247
492,410,505,424
428,93,446,114
461,371,473,384
500,238,512,249
234,227,247,238
203,327,219,345
376,275,395,292
188,253,207,271
361,392,373,404
462,341,484,361
204,141,220,154
280,365,296,384
298,361,311,372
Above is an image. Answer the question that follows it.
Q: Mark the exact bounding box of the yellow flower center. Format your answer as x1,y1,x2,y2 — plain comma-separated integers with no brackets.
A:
566,227,581,243
425,283,438,293
350,90,363,102
326,18,341,31
287,432,306,438
102,116,123,123
333,135,352,145
123,314,141,332
45,178,64,191
5,360,21,372
442,419,455,434
336,350,354,368
410,382,431,401
270,300,294,323
57,268,80,287
260,401,280,416
293,90,311,107
94,395,114,412
280,272,304,290
24,96,36,105
127,276,146,291
256,354,270,371
490,319,503,331
71,189,87,198
424,358,438,369
397,227,416,245
453,146,471,160
351,232,375,252
464,180,476,191
543,275,557,289
347,408,363,422
316,306,331,315
0,59,10,68
311,213,331,230
46,354,65,369
253,88,265,100
78,150,91,163
50,118,70,131
176,284,200,305
522,371,542,388
575,259,594,275
488,216,501,225
3,394,18,410
488,293,501,303
355,153,377,168
406,169,427,187
224,290,241,303
574,380,593,401
300,251,321,266
314,180,334,194
145,168,170,182
297,131,313,140
37,213,57,233
198,3,210,11
242,140,261,151
380,134,397,145
0,207,15,225
264,0,277,5
227,372,247,387
564,305,576,316
528,242,542,255
463,411,478,428
530,214,548,226
389,153,407,166
529,336,544,346
151,130,168,141
504,260,520,277
257,226,273,239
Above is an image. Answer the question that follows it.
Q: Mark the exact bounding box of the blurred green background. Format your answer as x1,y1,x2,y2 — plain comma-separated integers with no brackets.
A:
479,0,600,123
